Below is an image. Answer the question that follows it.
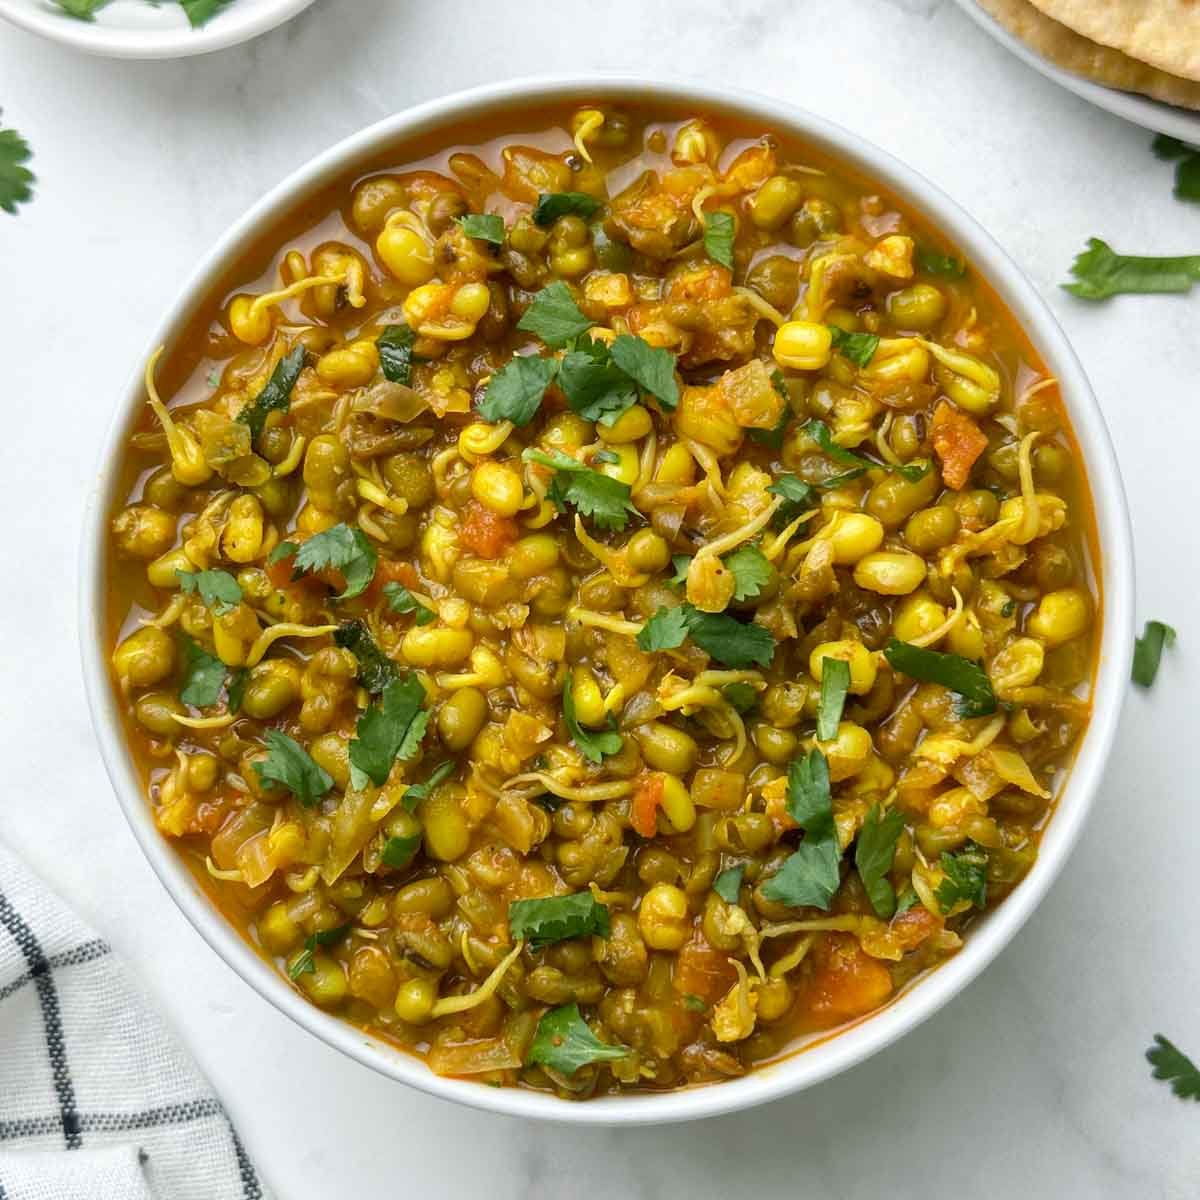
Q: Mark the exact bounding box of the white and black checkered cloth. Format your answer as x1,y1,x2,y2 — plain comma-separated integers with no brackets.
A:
0,839,273,1200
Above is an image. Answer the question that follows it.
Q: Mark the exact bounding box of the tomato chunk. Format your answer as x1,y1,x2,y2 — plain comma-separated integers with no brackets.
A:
674,937,737,1005
931,400,988,491
804,932,894,1025
631,773,665,838
460,500,518,558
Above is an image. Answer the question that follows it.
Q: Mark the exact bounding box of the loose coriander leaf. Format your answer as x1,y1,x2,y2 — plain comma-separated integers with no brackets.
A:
562,672,623,764
52,0,106,18
237,345,305,442
292,523,378,600
894,885,918,915
609,334,680,410
268,540,297,566
377,323,420,386
748,399,791,450
348,674,428,787
884,638,997,717
382,581,435,627
785,749,834,839
179,0,233,26
713,866,744,904
828,325,880,367
288,924,350,980
916,247,966,277
0,123,35,214
1175,156,1200,203
517,280,594,348
855,802,905,919
226,668,248,714
527,1003,629,1075
725,543,772,602
334,619,399,693
478,353,559,426
1152,134,1191,161
381,834,421,871
509,892,611,948
669,554,692,587
522,448,638,531
457,212,504,244
1132,619,1177,688
532,192,602,226
636,605,691,653
558,338,638,425
175,568,242,615
816,656,851,742
253,730,333,807
721,682,759,714
401,759,456,810
761,839,841,910
1147,1034,1200,1102
683,993,707,1012
703,210,735,270
178,635,227,708
935,844,988,913
767,472,817,528
1062,237,1200,301
684,609,775,668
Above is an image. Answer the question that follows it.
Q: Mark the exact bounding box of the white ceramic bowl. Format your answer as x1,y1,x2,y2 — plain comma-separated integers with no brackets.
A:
79,75,1135,1126
0,0,316,59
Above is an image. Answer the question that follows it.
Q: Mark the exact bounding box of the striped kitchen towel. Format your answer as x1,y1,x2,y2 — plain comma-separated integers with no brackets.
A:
0,839,272,1200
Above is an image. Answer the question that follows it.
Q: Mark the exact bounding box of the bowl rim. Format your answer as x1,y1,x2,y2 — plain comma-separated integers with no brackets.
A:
78,72,1135,1126
0,0,316,60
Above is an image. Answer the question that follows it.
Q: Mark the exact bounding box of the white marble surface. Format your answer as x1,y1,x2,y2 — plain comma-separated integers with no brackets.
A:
0,1,1197,1196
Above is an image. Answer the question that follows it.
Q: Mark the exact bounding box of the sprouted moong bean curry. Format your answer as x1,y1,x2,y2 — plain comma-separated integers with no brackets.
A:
106,102,1099,1097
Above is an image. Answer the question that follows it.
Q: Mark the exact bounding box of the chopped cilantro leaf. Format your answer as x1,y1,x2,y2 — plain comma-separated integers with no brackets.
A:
684,608,775,668
532,192,602,226
816,656,850,742
334,619,399,693
669,554,692,587
179,0,234,25
287,924,350,980
916,247,966,278
383,581,436,627
884,638,996,717
478,353,558,426
226,668,247,715
509,892,611,949
713,865,744,904
178,635,227,708
1152,134,1190,160
785,749,834,839
401,760,456,811
703,210,735,270
935,843,988,913
1062,237,1200,301
636,605,691,653
748,395,791,450
761,838,841,910
609,334,679,409
767,473,818,528
1132,619,1177,688
721,682,759,714
828,325,880,367
380,834,421,871
558,337,638,425
253,730,333,807
348,674,428,788
291,523,377,601
1147,1034,1200,1102
517,281,594,348
855,802,905,919
562,672,622,764
725,544,772,602
894,885,918,915
457,212,504,244
522,448,638,531
377,324,420,386
527,1003,629,1075
0,122,35,215
237,346,305,443
175,568,242,616
683,993,707,1012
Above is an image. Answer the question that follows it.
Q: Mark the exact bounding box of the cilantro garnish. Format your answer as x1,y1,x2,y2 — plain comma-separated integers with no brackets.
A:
0,121,35,215
724,544,772,602
178,635,227,708
1147,1034,1200,1102
226,668,248,714
51,0,105,18
682,994,707,1013
288,523,378,601
748,385,791,449
935,843,988,913
562,672,622,764
383,581,435,627
805,419,929,484
509,892,611,949
558,337,638,425
527,1003,629,1075
478,354,559,426
237,345,305,443
609,334,679,409
1151,134,1200,204
457,212,504,245
176,568,242,616
767,473,818,528
712,865,744,904
287,924,350,981
816,656,850,742
333,619,399,693
179,0,235,25
253,730,333,807
401,759,456,810
1132,619,1177,688
377,323,420,386
1063,237,1200,301
784,749,834,838
703,210,735,270
380,834,421,871
855,802,905,919
669,554,692,588
884,638,996,718
828,326,880,367
760,838,841,910
532,192,602,226
517,281,594,348
635,604,776,668
916,247,966,278
522,448,638,531
348,675,428,788
721,682,758,714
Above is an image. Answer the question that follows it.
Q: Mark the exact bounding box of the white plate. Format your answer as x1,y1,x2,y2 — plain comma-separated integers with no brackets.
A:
0,0,316,59
954,0,1200,141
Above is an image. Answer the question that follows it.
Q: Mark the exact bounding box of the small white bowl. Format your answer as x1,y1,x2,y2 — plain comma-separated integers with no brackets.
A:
0,0,316,59
79,75,1135,1125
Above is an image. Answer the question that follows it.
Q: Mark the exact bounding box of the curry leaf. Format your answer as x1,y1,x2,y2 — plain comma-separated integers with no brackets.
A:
380,834,422,871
